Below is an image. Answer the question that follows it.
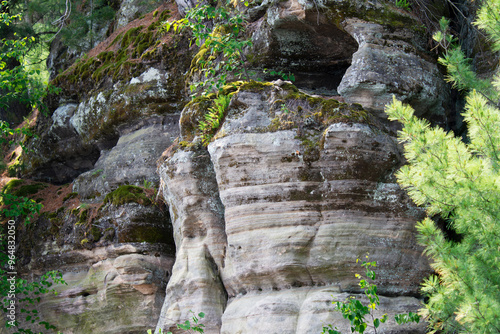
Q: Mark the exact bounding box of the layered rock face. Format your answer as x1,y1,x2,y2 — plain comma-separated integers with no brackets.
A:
5,3,185,334
8,0,452,332
154,0,446,332
34,244,173,334
157,83,432,333
338,18,448,118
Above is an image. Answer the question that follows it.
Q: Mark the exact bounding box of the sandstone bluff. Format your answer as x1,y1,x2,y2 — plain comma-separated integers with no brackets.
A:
2,0,474,332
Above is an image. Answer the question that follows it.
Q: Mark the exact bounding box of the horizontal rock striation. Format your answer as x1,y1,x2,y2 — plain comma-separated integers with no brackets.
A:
222,288,424,334
13,0,454,332
338,18,448,119
36,245,173,334
157,83,431,333
11,199,175,334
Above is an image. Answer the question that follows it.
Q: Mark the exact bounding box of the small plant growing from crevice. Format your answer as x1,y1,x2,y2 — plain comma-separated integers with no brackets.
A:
143,179,154,190
280,103,290,115
322,256,420,334
148,310,205,334
199,94,231,146
395,0,411,10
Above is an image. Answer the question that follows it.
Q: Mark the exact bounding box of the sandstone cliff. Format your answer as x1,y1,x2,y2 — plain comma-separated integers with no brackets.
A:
1,0,464,332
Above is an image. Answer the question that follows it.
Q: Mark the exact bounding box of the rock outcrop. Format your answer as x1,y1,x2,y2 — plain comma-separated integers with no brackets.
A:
156,82,431,333
156,148,227,334
338,18,448,118
35,245,173,334
4,3,186,334
3,0,456,332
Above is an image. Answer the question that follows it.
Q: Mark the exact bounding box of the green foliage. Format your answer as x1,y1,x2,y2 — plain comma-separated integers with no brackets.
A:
475,0,500,52
0,120,35,155
280,103,290,114
0,0,61,114
57,0,116,49
162,0,252,96
199,94,231,146
1,180,46,225
432,17,498,102
0,193,41,225
395,0,411,10
176,311,205,333
143,179,154,190
386,93,500,333
0,181,65,333
148,310,205,334
0,268,66,333
322,256,419,334
263,68,295,82
0,33,52,113
385,5,500,328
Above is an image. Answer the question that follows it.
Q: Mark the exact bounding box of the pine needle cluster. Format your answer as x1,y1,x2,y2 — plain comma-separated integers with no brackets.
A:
385,1,500,331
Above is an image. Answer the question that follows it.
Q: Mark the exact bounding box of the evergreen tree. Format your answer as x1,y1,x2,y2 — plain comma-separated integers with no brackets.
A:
385,1,500,332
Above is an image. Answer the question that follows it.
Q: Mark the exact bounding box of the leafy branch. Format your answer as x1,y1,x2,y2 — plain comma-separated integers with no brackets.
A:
322,256,420,334
162,0,252,96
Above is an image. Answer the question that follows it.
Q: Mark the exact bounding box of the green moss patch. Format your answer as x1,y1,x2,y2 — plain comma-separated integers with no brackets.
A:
324,0,423,32
3,179,25,194
51,7,182,99
77,209,88,225
104,185,152,206
3,180,47,197
8,160,24,177
118,224,169,243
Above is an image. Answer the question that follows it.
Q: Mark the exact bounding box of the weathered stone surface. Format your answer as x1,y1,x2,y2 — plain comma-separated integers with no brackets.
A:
25,66,184,184
115,0,163,29
46,8,114,81
209,87,430,296
35,245,173,334
11,0,460,331
251,0,358,95
156,148,227,334
222,287,425,334
11,197,175,334
73,115,179,200
174,0,199,16
156,84,431,333
338,19,448,118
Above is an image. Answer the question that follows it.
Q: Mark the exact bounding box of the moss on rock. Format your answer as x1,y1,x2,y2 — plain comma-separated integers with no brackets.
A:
63,192,78,202
104,185,152,206
2,179,25,193
2,180,47,197
118,224,170,243
51,7,186,101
